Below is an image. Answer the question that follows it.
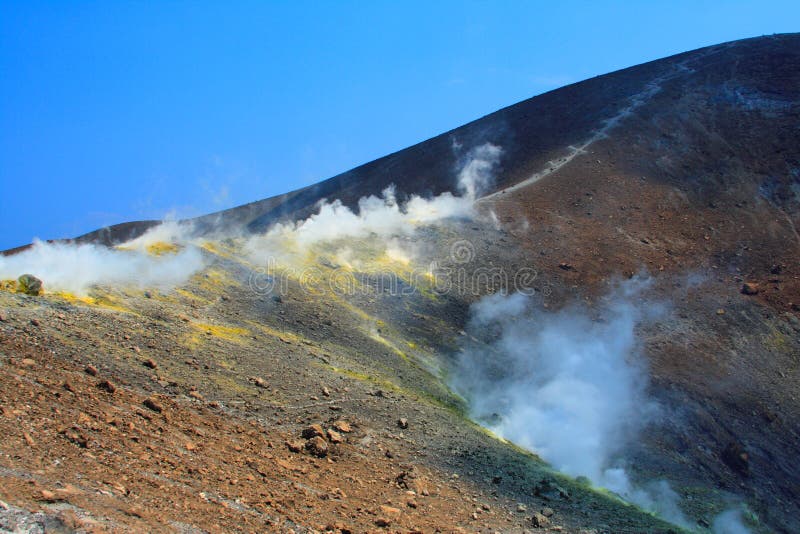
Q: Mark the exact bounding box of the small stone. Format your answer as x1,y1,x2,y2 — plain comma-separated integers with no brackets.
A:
143,359,158,369
379,505,401,518
332,420,352,433
322,386,331,397
721,442,749,474
143,397,163,413
97,380,116,394
741,282,759,295
302,424,325,439
39,490,57,501
306,436,329,457
20,358,36,367
531,512,550,528
249,376,268,388
0,311,6,322
188,390,204,400
85,365,98,376
23,432,35,446
558,262,574,271
397,418,409,429
517,504,527,513
286,440,304,453
541,507,554,517
63,380,76,393
327,429,343,444
30,318,40,327
18,274,43,296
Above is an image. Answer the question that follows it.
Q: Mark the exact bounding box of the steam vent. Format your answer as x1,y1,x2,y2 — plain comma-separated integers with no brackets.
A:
2,32,799,533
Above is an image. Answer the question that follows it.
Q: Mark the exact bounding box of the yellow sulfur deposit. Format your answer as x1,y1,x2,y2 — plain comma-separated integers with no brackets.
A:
145,241,181,256
0,279,18,292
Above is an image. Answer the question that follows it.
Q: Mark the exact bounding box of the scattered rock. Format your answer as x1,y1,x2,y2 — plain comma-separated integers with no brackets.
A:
741,282,759,295
541,507,554,517
531,512,550,528
397,418,409,429
85,364,98,376
379,505,401,518
327,429,343,444
29,318,40,327
322,386,331,397
188,390,204,401
39,490,57,502
558,262,574,271
286,440,305,453
18,274,43,296
301,424,325,440
533,478,569,501
249,376,268,388
63,380,76,393
97,380,116,394
0,311,6,322
143,359,158,369
305,436,329,457
516,504,527,513
722,442,749,475
375,505,401,527
332,420,352,433
143,397,164,413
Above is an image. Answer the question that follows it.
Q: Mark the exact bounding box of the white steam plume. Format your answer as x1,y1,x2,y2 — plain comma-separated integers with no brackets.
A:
246,143,502,260
458,143,503,198
0,222,205,295
713,509,752,534
450,278,697,527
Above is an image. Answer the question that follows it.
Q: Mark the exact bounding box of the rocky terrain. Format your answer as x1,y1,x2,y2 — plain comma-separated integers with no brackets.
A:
2,33,800,533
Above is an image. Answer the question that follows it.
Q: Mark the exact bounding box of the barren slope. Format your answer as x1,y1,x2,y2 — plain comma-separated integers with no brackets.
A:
2,33,800,533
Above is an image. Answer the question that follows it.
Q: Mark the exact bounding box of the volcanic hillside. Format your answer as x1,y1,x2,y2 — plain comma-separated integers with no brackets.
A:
1,34,799,533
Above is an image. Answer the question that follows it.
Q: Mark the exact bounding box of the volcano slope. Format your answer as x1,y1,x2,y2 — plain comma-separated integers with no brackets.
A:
2,33,800,533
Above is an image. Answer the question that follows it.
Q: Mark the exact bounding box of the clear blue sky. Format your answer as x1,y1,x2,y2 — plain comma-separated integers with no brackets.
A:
1,1,797,249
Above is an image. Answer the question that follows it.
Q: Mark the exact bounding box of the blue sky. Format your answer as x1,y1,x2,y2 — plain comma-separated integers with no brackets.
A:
1,1,798,249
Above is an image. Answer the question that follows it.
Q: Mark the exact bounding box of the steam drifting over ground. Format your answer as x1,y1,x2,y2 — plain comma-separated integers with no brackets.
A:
450,278,705,527
0,222,205,295
245,143,503,264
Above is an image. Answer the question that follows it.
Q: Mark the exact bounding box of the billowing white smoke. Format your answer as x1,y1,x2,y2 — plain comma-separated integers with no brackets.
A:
713,509,752,534
246,143,502,258
451,278,698,527
452,282,654,481
458,143,503,198
0,222,205,295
